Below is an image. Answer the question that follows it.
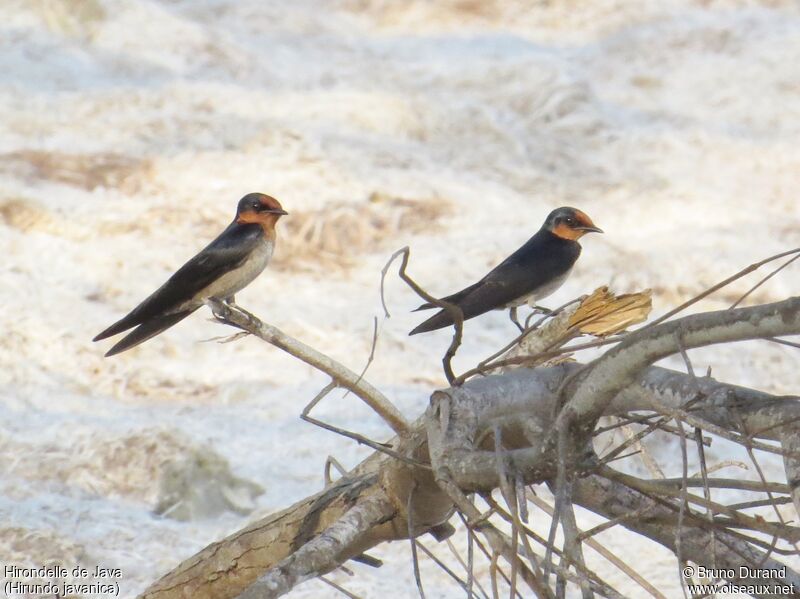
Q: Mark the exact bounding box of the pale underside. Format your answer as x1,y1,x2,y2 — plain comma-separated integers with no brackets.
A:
182,238,274,311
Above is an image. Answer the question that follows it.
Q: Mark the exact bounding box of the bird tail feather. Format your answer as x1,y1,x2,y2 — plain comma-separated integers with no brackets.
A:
103,310,195,357
409,311,453,335
93,312,144,342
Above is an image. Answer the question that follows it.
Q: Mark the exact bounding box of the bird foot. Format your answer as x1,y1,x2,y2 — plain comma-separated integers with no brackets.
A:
208,298,245,325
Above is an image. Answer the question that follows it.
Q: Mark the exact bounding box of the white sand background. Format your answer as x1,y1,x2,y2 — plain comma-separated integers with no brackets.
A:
0,0,799,597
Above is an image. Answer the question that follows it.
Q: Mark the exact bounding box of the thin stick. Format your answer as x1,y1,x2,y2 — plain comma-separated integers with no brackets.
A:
467,520,476,599
576,506,655,542
319,576,364,599
416,540,485,599
444,537,490,599
490,551,500,599
602,468,799,542
408,482,427,599
694,426,717,568
342,316,380,400
767,337,800,350
302,381,429,469
490,426,520,599
456,513,527,599
726,497,794,511
473,298,583,374
209,299,410,435
645,401,800,461
730,252,800,309
644,478,789,494
643,247,800,330
381,246,465,384
519,494,640,599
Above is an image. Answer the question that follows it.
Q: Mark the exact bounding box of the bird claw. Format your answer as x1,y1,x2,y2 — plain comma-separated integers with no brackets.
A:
207,298,237,324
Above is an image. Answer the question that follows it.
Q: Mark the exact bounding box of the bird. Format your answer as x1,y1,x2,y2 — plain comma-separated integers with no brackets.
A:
409,206,602,335
93,192,288,357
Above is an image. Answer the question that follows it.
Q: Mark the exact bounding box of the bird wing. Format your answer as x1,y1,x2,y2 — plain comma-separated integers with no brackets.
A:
94,223,264,341
410,267,530,334
410,233,580,334
412,280,484,311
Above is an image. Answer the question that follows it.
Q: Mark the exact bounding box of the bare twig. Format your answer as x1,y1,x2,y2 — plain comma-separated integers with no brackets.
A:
319,576,363,599
470,298,584,377
601,468,800,542
415,540,483,598
381,246,465,384
643,247,800,330
444,537,490,599
674,414,689,599
342,316,380,400
521,494,647,599
209,299,410,435
408,482,427,599
324,455,348,485
301,380,428,468
729,251,800,309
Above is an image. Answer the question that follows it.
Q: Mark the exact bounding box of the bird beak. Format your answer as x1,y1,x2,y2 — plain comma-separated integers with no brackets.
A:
263,208,289,215
576,225,603,234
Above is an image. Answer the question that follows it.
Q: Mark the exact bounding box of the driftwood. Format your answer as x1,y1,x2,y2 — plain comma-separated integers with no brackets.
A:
139,287,800,599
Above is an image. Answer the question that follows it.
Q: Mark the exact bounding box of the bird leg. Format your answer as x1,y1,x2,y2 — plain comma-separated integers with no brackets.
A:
531,304,552,314
508,307,524,332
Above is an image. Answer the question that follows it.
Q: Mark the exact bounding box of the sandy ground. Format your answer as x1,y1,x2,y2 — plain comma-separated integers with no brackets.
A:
0,0,799,597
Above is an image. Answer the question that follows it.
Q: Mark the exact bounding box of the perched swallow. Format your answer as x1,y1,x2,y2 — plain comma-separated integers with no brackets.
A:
94,193,288,357
409,207,602,335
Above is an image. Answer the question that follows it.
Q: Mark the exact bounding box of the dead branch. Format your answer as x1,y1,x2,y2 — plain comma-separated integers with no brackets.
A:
238,495,396,599
562,297,800,431
381,246,465,385
207,299,410,435
141,294,800,599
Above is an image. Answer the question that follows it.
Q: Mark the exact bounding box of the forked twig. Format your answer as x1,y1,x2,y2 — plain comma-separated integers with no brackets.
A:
729,251,800,309
301,381,429,469
208,298,410,435
381,246,465,384
643,247,800,330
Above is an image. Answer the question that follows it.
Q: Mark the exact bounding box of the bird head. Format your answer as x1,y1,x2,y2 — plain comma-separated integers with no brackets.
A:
236,193,288,228
544,207,603,240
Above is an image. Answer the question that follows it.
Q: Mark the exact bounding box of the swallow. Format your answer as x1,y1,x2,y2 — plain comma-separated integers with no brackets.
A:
93,193,288,357
409,207,602,335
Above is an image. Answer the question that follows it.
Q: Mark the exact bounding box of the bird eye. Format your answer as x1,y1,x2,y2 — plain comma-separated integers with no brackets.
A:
565,216,576,226
252,201,261,210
